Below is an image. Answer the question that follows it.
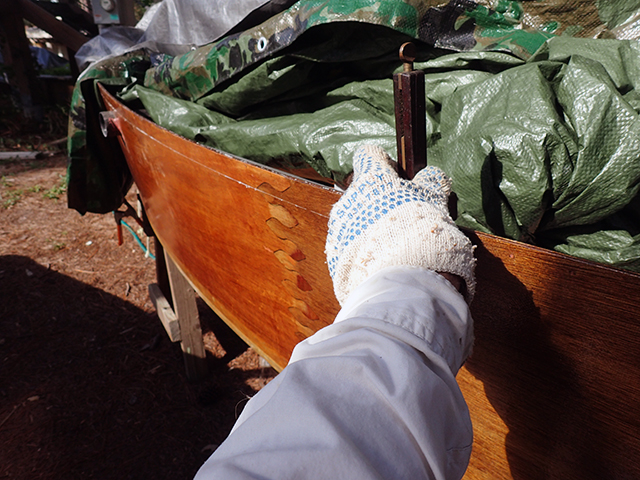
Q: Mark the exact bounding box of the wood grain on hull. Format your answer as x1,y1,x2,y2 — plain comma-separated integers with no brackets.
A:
100,85,640,479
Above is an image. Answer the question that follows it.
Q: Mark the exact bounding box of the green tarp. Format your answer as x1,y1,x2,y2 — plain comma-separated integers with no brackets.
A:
67,0,640,272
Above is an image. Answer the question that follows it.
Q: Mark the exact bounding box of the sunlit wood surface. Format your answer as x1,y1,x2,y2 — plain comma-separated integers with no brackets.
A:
100,85,640,479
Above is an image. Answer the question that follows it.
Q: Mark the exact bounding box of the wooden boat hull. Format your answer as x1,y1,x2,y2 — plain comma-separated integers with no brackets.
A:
99,85,640,479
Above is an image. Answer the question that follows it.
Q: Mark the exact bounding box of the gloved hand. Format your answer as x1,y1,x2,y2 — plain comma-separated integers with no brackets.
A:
326,145,476,305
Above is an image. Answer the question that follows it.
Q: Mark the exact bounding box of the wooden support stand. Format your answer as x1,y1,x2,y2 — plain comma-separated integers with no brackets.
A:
149,283,181,342
148,246,208,381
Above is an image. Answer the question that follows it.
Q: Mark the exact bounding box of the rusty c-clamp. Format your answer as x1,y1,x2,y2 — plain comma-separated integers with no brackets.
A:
113,197,153,246
393,42,427,180
392,43,456,217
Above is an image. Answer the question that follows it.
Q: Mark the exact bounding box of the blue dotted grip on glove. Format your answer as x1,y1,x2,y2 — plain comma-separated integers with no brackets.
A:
327,145,452,280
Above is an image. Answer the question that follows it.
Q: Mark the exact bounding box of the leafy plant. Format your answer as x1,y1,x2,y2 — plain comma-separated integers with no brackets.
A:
43,175,67,200
2,189,23,208
1,175,13,187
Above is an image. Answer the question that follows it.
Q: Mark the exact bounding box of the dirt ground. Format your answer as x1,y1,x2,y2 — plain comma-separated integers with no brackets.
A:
0,152,277,479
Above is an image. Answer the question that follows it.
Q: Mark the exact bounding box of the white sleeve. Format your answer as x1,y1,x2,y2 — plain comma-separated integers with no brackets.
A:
195,266,474,480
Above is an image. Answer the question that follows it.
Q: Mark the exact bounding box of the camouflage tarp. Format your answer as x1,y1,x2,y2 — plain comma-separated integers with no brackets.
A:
67,0,640,272
68,0,556,214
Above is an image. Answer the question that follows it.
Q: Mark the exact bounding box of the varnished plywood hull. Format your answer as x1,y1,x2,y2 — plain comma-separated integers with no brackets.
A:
100,85,640,479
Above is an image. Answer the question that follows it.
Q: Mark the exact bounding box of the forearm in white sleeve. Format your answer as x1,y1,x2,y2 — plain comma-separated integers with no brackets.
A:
194,265,474,480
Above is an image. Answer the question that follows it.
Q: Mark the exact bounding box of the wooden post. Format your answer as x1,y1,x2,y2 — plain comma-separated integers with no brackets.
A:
67,48,80,79
164,251,208,381
17,0,89,52
0,3,44,117
153,238,172,306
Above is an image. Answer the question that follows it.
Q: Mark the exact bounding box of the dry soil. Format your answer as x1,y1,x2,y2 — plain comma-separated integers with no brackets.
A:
0,153,276,479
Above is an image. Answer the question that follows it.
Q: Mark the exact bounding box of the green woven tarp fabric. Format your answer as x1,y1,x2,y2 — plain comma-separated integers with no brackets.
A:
68,0,555,214
67,0,640,272
425,38,640,270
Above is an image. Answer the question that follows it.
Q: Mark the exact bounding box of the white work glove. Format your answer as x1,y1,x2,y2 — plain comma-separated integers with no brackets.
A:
326,145,476,305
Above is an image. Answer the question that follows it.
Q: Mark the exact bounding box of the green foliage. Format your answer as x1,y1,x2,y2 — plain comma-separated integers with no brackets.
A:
43,176,67,200
40,64,72,77
2,189,23,208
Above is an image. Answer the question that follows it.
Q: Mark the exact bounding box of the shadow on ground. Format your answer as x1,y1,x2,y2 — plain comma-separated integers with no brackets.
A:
0,255,274,480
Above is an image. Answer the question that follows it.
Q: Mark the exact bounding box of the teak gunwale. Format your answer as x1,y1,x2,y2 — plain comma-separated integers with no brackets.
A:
99,84,640,479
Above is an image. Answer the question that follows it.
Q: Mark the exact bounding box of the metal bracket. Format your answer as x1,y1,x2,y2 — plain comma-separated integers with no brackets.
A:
393,42,427,180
